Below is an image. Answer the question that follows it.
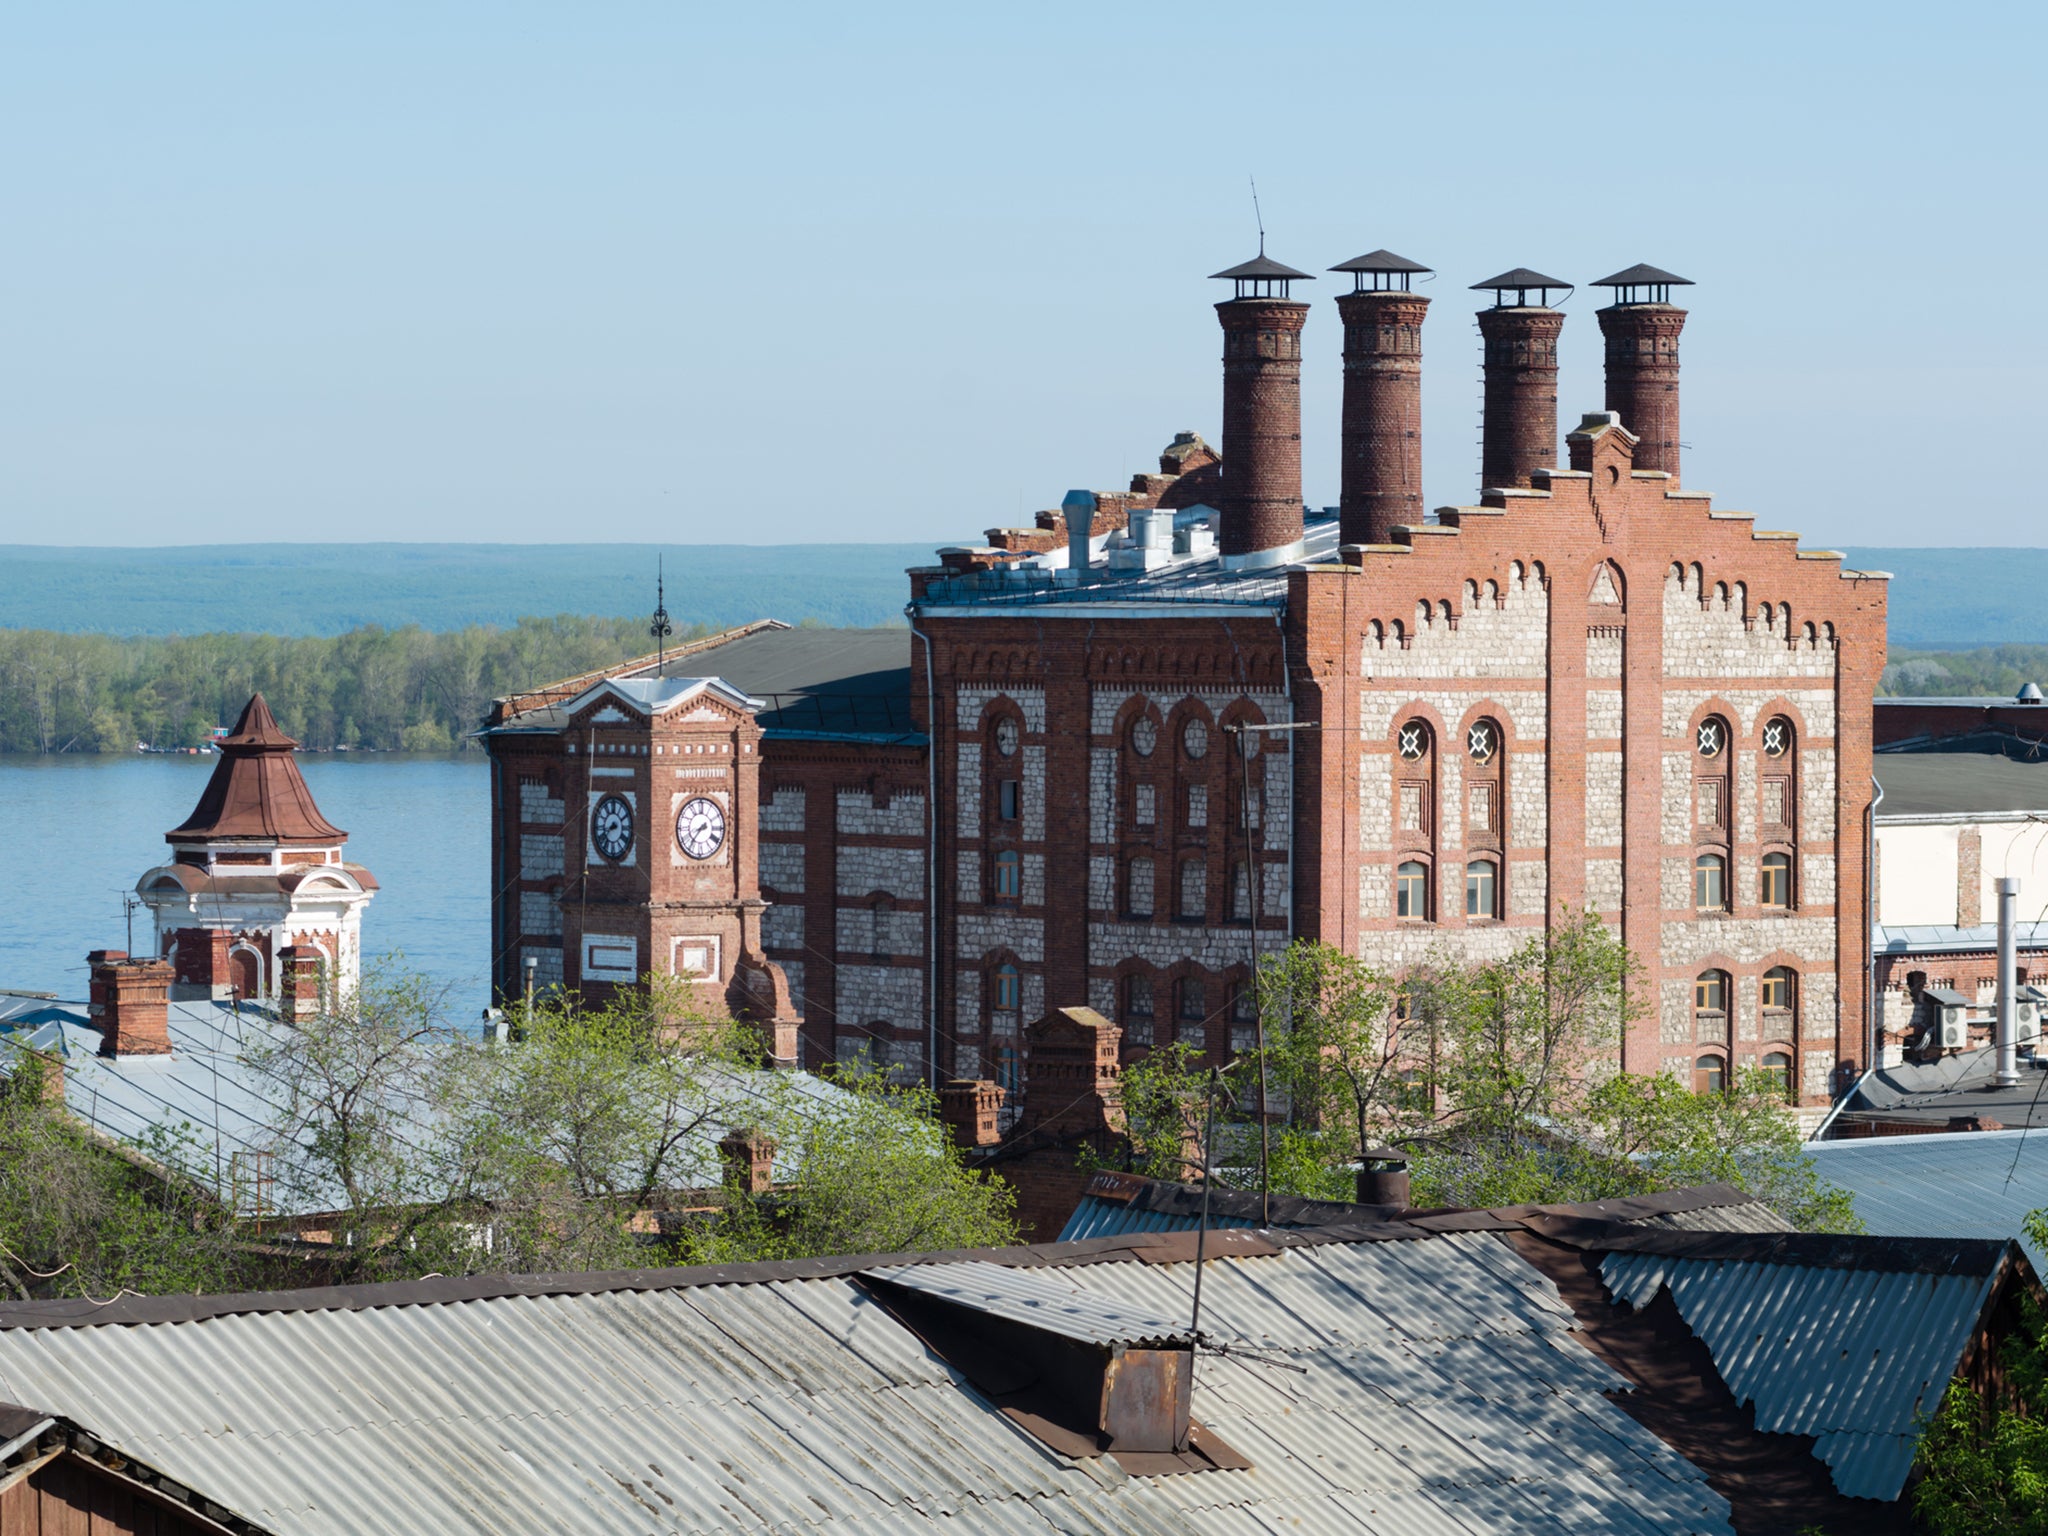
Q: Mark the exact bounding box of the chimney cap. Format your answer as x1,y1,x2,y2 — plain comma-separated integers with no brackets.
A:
1593,263,1694,305
1471,268,1571,306
1331,249,1431,292
2019,683,2044,703
1212,251,1313,300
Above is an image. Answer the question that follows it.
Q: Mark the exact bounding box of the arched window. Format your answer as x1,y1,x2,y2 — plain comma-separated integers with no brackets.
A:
1125,855,1155,918
1396,861,1430,919
1181,717,1209,760
1177,976,1206,1023
994,964,1021,1013
1131,716,1158,758
1761,1051,1792,1098
993,849,1021,902
1694,853,1726,911
1762,965,1795,1021
1694,1054,1726,1095
1231,861,1252,921
1761,716,1797,833
1761,852,1792,910
1695,970,1728,1038
1122,974,1154,1047
1465,858,1498,920
1178,858,1206,920
1464,717,1503,841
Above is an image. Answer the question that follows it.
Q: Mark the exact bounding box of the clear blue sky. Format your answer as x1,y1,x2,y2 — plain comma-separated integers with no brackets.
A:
0,1,2037,549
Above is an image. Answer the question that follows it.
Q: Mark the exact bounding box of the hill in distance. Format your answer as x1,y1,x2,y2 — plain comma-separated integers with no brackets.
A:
0,543,2036,651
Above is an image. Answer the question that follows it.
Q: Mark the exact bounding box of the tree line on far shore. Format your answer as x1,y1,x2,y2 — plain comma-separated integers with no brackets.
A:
0,617,691,755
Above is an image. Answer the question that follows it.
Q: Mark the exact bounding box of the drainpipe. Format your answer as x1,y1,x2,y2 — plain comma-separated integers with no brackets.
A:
1997,876,2021,1090
910,614,942,1091
1865,775,1883,1082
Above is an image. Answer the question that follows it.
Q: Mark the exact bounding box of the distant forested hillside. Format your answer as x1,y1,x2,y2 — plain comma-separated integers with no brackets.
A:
0,618,691,754
1883,646,2048,699
0,543,925,637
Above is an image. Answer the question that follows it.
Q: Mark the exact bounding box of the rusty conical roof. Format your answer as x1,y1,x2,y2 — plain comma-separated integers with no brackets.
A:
167,694,347,844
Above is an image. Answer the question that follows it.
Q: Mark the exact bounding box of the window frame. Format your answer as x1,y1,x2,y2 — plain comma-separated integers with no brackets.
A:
1760,1050,1793,1098
1395,860,1431,920
1693,1054,1727,1095
1694,852,1727,912
1464,857,1499,920
992,849,1022,903
1760,851,1793,910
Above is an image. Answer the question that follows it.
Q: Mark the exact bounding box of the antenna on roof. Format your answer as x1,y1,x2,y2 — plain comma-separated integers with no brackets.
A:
650,556,674,677
1249,176,1265,257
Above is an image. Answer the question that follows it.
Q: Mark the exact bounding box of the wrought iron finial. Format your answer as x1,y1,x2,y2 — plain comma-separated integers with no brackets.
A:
651,556,674,675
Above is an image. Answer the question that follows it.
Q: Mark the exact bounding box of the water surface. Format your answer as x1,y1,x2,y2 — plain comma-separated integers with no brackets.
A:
0,755,489,1008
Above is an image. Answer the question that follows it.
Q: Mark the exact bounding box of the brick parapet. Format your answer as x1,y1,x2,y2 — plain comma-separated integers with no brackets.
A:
1476,306,1564,490
1599,303,1687,482
1216,298,1309,557
1336,289,1429,547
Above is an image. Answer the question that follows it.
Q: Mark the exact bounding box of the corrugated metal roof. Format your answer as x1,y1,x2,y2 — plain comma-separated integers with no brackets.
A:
864,1259,1196,1346
1601,1249,2002,1500
0,1234,1738,1536
1810,1129,2048,1271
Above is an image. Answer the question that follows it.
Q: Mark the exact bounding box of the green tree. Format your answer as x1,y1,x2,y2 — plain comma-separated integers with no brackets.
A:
694,1069,1017,1262
0,1055,246,1299
1912,1208,2048,1534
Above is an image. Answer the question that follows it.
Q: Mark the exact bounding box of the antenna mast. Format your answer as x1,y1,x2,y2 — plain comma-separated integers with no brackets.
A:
1249,176,1265,256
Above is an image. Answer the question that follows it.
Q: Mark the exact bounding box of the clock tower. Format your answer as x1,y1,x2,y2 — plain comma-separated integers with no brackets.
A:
535,672,798,1058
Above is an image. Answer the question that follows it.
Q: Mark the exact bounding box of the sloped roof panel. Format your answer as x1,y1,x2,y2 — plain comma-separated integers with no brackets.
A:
1810,1128,2048,1270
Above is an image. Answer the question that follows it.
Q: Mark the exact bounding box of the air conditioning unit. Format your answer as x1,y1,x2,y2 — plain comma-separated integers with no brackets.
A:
1925,988,1972,1050
2018,986,2048,1045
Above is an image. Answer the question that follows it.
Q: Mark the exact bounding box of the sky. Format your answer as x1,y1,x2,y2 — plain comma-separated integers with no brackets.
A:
0,1,2039,549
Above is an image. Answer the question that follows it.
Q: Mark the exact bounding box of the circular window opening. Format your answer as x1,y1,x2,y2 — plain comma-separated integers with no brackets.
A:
993,717,1020,758
1696,718,1726,758
1131,717,1158,758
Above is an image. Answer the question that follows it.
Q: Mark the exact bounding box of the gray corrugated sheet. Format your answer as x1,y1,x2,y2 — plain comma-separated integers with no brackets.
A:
1061,1199,1263,1241
1601,1250,2001,1500
0,997,856,1218
0,1232,1737,1536
1810,1129,2048,1271
865,1259,1196,1345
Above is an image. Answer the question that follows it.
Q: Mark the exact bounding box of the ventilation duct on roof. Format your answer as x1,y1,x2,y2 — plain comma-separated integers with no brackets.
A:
859,1260,1249,1475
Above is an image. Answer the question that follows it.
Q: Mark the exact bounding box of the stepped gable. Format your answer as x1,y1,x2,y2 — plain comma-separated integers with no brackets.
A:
167,693,346,844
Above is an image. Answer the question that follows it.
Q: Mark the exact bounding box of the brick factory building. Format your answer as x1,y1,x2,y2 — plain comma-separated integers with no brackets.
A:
482,250,1889,1112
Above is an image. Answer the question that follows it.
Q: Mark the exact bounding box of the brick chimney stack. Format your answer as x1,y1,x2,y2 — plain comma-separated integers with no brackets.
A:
1331,250,1432,547
1594,264,1693,483
1473,269,1569,490
717,1128,777,1196
939,1079,1005,1149
277,946,324,1025
87,951,175,1057
1211,251,1313,562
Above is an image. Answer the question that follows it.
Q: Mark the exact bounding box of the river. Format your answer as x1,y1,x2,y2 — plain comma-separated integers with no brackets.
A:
0,754,490,1008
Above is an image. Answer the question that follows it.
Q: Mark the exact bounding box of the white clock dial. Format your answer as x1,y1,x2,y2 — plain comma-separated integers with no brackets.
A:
591,794,635,862
675,797,727,860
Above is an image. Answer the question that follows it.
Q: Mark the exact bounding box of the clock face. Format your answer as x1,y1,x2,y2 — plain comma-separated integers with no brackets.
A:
591,794,635,862
675,796,727,861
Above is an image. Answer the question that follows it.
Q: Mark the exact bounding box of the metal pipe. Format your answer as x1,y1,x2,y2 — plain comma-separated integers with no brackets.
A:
1866,775,1884,1084
1998,875,2021,1089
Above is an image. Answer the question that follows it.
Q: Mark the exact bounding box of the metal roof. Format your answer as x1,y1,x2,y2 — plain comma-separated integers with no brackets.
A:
0,1231,1740,1536
1828,1044,2048,1130
1209,253,1315,282
1809,1129,2048,1272
1600,1247,2006,1500
1877,920,2048,955
1873,746,2048,816
1470,268,1569,295
486,627,918,743
864,1259,1196,1346
1330,249,1432,274
0,996,855,1218
1591,264,1693,288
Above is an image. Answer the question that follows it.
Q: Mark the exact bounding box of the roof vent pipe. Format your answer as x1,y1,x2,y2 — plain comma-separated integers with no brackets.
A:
1062,489,1097,586
2019,683,2044,704
1997,877,2021,1089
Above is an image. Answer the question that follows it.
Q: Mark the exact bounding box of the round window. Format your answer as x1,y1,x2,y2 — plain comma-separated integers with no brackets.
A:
993,717,1020,758
1696,718,1726,758
1182,718,1209,760
1397,722,1428,761
1762,716,1792,758
1467,721,1496,763
1131,717,1157,757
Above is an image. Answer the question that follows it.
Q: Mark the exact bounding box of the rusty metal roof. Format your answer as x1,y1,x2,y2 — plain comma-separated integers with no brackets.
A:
167,694,347,845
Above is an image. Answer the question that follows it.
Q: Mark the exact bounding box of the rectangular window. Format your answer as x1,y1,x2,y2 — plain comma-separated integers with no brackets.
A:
1126,857,1154,918
1186,784,1208,828
1694,855,1726,910
997,780,1021,821
1179,859,1207,919
1468,781,1495,833
1396,862,1429,920
1760,853,1792,909
1134,784,1156,827
993,851,1021,901
1465,860,1497,919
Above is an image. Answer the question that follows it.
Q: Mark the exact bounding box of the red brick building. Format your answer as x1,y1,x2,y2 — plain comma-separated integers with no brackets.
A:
484,250,1889,1109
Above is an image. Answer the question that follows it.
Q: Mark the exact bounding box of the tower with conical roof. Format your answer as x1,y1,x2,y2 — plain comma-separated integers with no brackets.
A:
136,694,377,1005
